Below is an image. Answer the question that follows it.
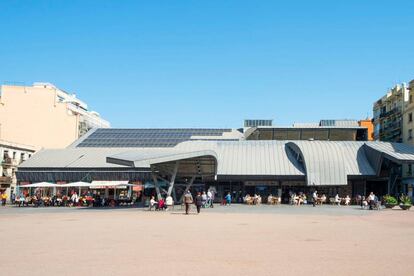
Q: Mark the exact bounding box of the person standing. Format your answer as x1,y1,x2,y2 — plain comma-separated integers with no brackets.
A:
195,192,203,214
11,193,16,205
312,190,318,207
1,192,7,206
201,191,207,207
183,191,193,215
225,192,232,206
207,190,212,208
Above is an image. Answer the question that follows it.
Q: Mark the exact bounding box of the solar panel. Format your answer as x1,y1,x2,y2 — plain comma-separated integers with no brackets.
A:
76,128,234,148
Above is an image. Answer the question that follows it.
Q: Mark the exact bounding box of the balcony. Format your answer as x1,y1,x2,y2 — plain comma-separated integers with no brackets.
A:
0,176,12,185
1,157,19,167
379,107,402,119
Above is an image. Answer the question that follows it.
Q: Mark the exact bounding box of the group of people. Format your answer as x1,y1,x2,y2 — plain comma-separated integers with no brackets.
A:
7,189,133,208
311,191,351,206
149,189,216,215
182,190,215,214
358,192,380,210
243,194,263,205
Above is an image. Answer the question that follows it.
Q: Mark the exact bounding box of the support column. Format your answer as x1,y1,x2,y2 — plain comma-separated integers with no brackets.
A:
167,161,179,197
152,174,162,200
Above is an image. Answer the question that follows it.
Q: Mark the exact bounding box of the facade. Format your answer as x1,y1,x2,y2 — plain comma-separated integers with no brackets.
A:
358,119,374,141
245,119,368,141
373,83,409,142
17,128,414,202
402,80,414,186
402,80,414,145
0,82,110,150
1,140,36,200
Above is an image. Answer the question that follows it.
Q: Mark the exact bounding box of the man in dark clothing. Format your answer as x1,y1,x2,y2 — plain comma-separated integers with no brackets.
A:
183,191,193,215
195,192,203,214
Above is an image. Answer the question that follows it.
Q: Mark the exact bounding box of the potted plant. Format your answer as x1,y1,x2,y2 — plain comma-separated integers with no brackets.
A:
399,194,412,210
383,195,398,209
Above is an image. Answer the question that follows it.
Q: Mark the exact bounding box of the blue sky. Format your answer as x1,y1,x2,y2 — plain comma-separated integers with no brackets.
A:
0,1,413,128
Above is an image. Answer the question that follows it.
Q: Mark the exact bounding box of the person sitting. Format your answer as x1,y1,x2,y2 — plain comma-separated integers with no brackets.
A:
267,194,274,205
302,194,307,205
361,196,368,209
344,195,351,206
253,194,260,205
320,194,327,205
256,195,262,205
244,194,253,205
157,198,166,210
149,196,158,211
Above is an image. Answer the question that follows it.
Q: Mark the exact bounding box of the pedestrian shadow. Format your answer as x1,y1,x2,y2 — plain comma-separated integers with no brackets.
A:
170,212,199,215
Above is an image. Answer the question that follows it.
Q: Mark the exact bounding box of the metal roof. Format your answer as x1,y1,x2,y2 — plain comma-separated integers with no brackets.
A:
18,148,160,168
19,139,414,186
286,141,377,186
364,142,414,163
107,141,306,177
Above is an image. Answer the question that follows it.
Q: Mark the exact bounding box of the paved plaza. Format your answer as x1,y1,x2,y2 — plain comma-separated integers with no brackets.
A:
1,205,414,276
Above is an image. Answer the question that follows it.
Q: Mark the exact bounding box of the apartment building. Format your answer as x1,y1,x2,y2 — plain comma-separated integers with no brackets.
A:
373,83,409,142
0,82,110,150
0,140,35,199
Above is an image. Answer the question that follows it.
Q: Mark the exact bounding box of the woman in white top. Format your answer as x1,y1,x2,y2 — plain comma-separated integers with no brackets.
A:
149,196,158,211
344,195,351,205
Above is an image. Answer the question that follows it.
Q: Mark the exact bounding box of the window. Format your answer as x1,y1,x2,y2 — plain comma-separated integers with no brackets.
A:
410,95,413,104
409,113,413,123
12,151,16,159
409,129,413,140
408,164,412,176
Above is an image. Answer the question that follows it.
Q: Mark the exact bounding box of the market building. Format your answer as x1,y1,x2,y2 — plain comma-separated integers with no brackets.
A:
17,127,414,203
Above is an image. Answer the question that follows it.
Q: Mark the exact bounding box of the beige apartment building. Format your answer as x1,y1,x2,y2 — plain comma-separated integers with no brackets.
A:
0,140,35,198
0,82,110,201
373,83,409,142
0,82,110,150
402,80,414,183
373,79,414,193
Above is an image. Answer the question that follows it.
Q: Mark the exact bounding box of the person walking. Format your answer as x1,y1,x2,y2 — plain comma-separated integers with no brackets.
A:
207,189,214,208
312,190,318,207
225,192,232,206
183,191,193,215
195,192,203,214
201,191,207,207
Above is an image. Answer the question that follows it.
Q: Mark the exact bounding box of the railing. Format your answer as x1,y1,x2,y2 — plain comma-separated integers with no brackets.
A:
379,107,402,118
1,157,19,166
0,176,12,184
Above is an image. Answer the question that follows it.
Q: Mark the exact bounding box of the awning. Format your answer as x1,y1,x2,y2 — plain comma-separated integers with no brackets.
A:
19,182,57,188
59,181,92,187
90,180,129,187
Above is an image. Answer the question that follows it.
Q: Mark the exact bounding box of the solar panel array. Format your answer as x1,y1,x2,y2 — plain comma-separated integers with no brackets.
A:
76,128,234,148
